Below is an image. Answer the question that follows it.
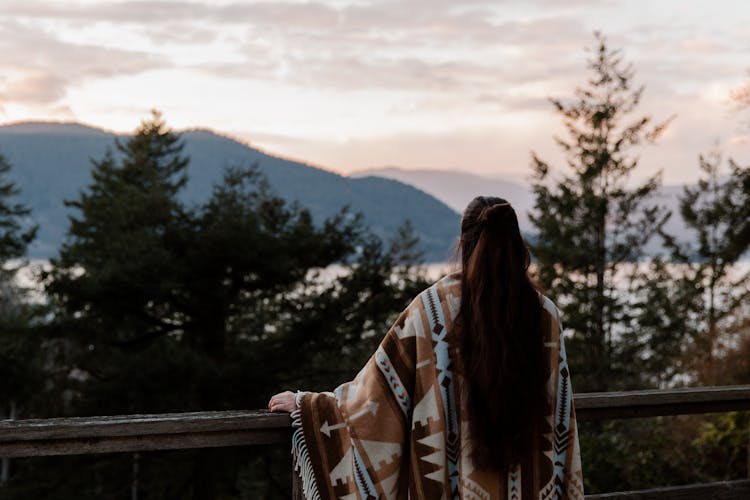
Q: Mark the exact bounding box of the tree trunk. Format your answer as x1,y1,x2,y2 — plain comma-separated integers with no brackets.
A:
595,206,607,391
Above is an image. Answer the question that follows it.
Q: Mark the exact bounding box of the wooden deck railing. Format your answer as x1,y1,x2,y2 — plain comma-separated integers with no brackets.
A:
1,386,749,499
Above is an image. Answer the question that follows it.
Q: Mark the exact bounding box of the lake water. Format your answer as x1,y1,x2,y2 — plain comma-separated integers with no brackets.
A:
10,259,750,310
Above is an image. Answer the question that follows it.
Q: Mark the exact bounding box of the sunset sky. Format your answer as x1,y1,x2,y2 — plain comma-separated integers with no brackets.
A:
0,0,748,184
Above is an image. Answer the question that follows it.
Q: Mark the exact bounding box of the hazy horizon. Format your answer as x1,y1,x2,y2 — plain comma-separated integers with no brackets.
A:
0,119,710,189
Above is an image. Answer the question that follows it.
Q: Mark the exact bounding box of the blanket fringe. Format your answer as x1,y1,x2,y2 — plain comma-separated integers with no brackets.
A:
291,408,322,500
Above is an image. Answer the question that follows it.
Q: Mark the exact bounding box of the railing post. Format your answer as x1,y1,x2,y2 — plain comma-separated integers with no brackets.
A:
0,401,16,485
132,452,139,500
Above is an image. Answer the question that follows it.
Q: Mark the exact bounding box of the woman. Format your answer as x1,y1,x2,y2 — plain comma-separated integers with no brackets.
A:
269,196,583,499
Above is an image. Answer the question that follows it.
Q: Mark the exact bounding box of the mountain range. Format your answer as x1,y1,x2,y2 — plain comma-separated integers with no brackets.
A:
0,122,460,262
0,121,698,264
352,167,693,254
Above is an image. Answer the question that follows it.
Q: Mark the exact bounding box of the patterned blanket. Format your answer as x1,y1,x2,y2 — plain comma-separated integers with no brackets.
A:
292,273,583,499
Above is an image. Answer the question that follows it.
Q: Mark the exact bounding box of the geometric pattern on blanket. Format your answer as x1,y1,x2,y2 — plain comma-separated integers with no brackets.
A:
293,272,584,499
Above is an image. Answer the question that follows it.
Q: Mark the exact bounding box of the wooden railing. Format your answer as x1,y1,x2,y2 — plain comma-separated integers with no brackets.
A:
1,386,749,499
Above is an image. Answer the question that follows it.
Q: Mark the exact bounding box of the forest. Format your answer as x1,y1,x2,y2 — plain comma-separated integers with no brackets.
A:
0,34,749,498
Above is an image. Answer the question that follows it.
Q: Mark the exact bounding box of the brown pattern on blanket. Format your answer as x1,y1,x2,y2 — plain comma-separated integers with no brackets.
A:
294,273,584,500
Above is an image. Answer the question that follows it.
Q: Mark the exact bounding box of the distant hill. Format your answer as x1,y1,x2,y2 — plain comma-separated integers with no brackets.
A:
350,167,535,229
352,166,693,254
0,122,460,262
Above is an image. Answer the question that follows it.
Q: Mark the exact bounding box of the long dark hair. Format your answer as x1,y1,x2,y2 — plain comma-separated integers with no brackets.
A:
458,196,549,471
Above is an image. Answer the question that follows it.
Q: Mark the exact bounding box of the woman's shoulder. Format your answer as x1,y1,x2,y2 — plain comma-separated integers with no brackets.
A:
404,271,462,320
436,270,461,289
537,292,561,320
420,273,560,323
433,271,462,304
414,271,461,298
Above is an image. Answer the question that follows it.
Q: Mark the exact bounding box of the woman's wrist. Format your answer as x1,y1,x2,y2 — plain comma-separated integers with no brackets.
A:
295,390,309,409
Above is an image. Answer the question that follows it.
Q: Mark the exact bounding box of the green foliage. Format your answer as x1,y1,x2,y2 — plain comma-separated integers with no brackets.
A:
575,151,750,495
579,419,695,493
659,152,750,382
692,411,749,480
647,153,750,492
277,227,429,391
0,154,36,265
528,32,750,494
529,32,671,392
0,150,48,493
0,151,43,416
620,257,702,386
0,298,46,413
680,153,750,265
8,113,430,498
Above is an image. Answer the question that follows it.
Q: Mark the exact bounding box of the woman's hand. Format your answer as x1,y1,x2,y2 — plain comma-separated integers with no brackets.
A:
268,391,296,412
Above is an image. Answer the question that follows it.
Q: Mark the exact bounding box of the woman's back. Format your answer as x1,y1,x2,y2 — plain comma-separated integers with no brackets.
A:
275,196,583,499
292,273,583,499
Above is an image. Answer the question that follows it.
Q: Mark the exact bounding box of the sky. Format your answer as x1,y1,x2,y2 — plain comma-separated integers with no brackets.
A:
0,0,748,185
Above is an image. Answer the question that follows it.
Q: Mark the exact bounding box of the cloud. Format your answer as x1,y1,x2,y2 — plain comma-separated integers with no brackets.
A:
0,0,746,189
191,12,591,98
0,2,742,99
0,72,68,105
476,93,554,112
530,0,620,7
0,1,594,100
137,23,220,45
677,38,732,55
726,133,750,146
0,1,341,27
0,19,166,108
232,73,750,187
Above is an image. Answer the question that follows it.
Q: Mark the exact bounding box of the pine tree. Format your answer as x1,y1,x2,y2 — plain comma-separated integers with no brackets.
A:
0,150,42,404
0,152,42,486
636,152,750,493
36,112,428,499
529,32,671,391
0,155,36,265
275,222,429,391
49,110,188,349
663,151,750,383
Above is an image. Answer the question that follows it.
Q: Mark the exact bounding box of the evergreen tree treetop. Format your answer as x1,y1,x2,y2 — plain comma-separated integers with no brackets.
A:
529,32,671,392
113,109,188,194
0,154,37,265
33,111,429,497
